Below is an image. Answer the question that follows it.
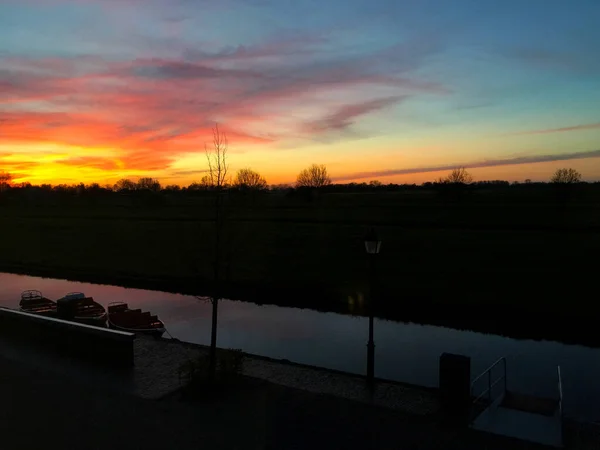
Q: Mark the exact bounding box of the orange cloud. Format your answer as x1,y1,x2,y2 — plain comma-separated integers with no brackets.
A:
59,157,121,171
1,38,445,183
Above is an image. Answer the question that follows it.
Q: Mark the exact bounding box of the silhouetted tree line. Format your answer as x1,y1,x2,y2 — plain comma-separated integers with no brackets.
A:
0,166,593,201
1,178,597,197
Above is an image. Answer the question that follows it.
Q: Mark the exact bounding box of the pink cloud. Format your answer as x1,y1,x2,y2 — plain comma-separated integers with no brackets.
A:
303,96,407,133
0,37,445,173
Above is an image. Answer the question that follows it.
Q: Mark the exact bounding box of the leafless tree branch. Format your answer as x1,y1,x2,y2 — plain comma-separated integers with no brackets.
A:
296,164,332,188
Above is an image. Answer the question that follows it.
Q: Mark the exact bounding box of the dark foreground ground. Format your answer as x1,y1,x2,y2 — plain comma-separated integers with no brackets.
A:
0,350,573,450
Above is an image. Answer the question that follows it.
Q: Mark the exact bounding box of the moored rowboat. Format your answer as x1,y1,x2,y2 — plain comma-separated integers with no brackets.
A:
19,290,57,317
107,302,165,337
56,292,107,326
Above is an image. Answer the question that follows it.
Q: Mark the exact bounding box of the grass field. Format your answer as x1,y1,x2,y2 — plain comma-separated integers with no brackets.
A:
1,187,599,344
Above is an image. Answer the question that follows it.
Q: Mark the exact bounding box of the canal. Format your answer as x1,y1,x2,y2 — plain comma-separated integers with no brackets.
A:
1,271,598,421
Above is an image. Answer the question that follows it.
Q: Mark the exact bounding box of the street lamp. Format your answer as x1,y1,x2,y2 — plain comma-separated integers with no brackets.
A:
364,228,382,255
364,228,381,389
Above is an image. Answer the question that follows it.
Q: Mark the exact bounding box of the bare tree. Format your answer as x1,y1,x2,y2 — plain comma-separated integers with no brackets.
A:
0,170,13,193
270,183,292,191
438,167,473,185
137,177,161,192
187,177,212,191
296,164,332,188
163,184,181,192
204,123,229,382
113,178,137,192
200,175,212,189
551,168,581,184
205,124,229,189
232,168,267,190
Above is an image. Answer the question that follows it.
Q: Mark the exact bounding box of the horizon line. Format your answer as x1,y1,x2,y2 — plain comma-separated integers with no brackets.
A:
334,149,600,182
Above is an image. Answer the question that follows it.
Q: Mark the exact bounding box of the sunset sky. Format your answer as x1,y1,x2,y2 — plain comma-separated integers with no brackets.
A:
1,0,599,186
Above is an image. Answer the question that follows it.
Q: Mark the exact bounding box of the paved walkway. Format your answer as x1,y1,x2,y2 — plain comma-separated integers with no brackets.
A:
242,354,439,415
0,332,438,416
0,353,266,450
0,350,471,450
1,335,596,449
134,336,439,416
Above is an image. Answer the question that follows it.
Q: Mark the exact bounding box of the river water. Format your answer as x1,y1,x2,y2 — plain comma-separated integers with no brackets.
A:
1,272,598,420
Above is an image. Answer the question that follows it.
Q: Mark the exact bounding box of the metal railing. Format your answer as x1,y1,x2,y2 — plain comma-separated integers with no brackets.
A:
470,357,507,420
557,365,563,419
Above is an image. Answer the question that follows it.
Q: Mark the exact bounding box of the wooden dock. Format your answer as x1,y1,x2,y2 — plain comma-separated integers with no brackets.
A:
470,358,564,448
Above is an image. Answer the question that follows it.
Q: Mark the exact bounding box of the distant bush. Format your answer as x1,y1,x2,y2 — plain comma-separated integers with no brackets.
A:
137,177,161,192
437,167,473,185
296,164,332,188
551,168,582,184
178,348,244,397
113,178,137,192
217,348,244,380
232,168,268,191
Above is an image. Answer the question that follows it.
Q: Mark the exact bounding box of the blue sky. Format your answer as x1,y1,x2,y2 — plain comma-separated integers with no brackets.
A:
0,0,599,184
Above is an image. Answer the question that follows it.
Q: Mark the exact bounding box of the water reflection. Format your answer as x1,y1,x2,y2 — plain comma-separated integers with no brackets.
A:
0,272,599,421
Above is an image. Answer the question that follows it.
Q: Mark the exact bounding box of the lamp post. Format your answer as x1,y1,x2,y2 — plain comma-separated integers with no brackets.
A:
364,228,381,390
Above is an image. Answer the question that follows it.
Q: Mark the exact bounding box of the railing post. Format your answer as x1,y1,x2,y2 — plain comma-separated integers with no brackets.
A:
557,366,563,419
503,358,507,395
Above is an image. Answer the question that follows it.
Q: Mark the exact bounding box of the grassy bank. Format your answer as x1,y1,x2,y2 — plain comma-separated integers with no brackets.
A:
1,189,599,346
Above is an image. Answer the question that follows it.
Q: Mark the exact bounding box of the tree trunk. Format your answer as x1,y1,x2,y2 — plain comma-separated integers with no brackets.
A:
208,189,222,381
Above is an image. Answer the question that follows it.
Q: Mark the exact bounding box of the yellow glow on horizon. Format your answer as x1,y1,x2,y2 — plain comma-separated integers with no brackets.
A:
2,132,600,186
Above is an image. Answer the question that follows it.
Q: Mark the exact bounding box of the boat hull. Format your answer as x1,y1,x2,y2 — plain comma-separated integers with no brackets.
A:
56,294,107,327
19,291,58,317
73,312,108,327
18,307,57,317
107,319,165,337
107,302,166,337
20,307,107,326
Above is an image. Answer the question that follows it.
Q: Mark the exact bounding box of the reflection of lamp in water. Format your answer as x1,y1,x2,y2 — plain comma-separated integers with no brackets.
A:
364,228,381,390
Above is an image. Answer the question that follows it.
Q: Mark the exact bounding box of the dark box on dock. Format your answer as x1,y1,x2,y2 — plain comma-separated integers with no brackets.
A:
439,352,471,426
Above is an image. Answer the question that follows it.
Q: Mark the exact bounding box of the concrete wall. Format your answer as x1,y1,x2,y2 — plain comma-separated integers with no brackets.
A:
0,308,135,367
